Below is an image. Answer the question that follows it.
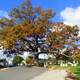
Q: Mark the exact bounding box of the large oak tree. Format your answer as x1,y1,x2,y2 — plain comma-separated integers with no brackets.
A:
0,0,79,62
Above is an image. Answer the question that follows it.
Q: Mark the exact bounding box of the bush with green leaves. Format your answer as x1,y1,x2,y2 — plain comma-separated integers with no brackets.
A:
12,55,24,65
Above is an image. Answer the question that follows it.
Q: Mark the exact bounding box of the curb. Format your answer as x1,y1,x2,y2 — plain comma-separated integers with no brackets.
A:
0,68,8,71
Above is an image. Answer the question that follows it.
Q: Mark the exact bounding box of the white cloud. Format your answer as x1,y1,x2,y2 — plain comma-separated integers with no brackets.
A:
60,7,80,36
60,7,80,25
0,10,10,19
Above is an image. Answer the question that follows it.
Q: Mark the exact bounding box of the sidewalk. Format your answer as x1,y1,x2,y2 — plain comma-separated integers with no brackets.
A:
32,70,67,80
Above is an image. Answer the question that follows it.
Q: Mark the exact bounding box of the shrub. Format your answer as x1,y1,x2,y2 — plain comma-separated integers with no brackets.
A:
37,59,45,67
26,56,35,65
12,55,24,65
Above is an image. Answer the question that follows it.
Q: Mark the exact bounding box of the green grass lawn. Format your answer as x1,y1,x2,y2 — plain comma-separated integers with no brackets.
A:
47,64,80,80
68,66,80,80
48,65,80,80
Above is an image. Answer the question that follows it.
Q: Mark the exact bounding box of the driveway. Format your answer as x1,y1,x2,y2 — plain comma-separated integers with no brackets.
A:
32,69,68,80
0,66,46,80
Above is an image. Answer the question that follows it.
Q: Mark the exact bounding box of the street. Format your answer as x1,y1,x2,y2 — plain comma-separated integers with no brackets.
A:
0,66,46,80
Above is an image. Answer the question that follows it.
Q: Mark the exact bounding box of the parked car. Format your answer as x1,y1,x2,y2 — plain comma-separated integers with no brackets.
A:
6,54,15,67
0,49,15,67
0,59,8,68
35,52,48,67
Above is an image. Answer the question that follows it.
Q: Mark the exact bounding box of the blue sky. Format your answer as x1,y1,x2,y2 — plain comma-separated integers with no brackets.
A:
0,0,80,22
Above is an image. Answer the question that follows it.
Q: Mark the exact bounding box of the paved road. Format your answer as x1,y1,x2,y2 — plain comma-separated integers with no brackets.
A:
0,66,46,80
